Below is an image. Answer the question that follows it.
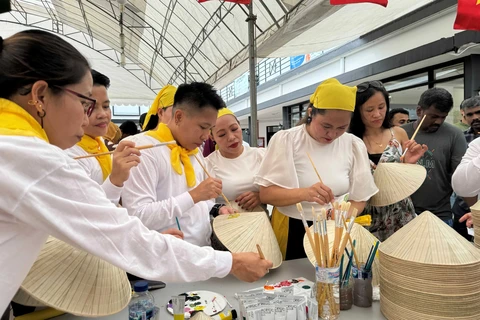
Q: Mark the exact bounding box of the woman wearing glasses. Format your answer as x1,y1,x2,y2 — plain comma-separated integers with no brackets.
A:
65,70,140,204
349,81,427,241
255,78,378,260
0,30,272,312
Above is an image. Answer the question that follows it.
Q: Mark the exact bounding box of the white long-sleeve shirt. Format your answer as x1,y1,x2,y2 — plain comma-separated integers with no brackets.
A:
452,137,480,198
122,134,214,246
0,135,232,313
65,144,122,204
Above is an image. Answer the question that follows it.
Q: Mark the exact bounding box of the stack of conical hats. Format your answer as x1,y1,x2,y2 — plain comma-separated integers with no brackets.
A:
370,163,426,207
379,211,480,320
12,237,131,317
213,211,282,269
303,221,381,286
470,201,480,248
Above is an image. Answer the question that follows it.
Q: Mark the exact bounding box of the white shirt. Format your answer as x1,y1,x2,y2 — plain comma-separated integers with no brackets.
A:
205,146,265,203
65,144,122,204
122,134,214,246
254,125,378,220
452,137,480,198
0,135,232,313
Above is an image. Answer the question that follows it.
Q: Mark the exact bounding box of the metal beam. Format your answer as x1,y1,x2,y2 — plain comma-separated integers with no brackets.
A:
169,2,236,84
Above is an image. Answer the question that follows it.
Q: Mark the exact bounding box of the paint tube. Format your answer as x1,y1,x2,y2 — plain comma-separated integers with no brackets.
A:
240,301,258,320
261,305,275,320
306,298,318,320
296,299,307,320
171,296,185,320
285,304,297,320
280,286,294,295
274,306,287,320
236,289,264,299
245,305,262,320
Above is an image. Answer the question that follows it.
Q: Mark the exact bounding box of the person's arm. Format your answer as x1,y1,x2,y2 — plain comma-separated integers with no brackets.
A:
13,162,271,283
259,185,306,207
452,139,480,197
101,177,123,204
349,200,366,216
121,151,196,230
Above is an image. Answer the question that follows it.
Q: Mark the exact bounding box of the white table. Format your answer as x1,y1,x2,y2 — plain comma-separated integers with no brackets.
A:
57,259,386,319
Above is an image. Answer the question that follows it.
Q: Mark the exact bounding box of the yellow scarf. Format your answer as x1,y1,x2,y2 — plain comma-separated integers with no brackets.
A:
146,123,198,187
77,135,112,181
0,98,49,142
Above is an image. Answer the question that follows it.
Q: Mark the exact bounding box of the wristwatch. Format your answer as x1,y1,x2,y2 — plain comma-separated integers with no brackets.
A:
210,203,226,218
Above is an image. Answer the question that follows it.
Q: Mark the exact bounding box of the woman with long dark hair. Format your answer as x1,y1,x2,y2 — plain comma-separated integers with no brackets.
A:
349,81,427,241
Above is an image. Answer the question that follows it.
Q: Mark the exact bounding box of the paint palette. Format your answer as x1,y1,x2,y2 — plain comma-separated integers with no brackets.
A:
263,277,313,295
167,291,227,318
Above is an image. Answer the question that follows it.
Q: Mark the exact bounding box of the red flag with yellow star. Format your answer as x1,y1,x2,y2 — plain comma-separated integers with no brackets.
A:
454,0,480,30
330,0,387,7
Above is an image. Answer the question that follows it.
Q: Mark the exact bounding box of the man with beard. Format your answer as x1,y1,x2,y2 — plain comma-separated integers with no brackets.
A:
451,97,480,239
402,88,468,225
461,97,480,143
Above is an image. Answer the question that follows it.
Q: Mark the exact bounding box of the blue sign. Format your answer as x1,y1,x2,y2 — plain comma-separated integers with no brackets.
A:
290,55,305,70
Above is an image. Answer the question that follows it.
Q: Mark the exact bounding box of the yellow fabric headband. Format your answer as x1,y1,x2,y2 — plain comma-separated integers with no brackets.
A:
143,84,177,130
310,78,357,112
217,107,235,119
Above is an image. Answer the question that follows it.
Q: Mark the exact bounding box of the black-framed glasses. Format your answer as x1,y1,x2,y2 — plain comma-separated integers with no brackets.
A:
52,85,96,117
357,80,386,93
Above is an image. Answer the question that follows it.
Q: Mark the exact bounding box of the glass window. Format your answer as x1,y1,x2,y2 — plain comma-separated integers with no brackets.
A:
435,78,464,124
435,63,464,81
389,86,428,120
384,73,428,92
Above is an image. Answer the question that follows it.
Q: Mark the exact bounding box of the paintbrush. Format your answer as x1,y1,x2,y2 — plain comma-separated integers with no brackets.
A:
256,244,265,260
73,141,176,159
341,208,360,267
297,203,320,264
175,217,181,231
312,207,321,267
193,154,233,208
401,114,426,157
306,152,335,206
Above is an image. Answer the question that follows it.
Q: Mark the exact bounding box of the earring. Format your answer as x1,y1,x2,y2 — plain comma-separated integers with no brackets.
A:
307,116,312,124
37,108,46,128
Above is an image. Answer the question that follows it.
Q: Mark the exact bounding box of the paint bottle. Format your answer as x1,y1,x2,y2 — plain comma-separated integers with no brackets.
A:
129,281,156,320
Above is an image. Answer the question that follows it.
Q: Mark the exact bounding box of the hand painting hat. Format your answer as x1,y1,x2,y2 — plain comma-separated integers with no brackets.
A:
213,211,283,269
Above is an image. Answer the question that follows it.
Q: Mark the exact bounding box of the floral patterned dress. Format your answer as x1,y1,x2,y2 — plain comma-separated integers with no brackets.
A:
363,130,416,241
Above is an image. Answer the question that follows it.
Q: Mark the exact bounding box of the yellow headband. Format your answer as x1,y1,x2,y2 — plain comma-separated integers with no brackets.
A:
217,107,235,119
311,78,357,112
143,84,177,130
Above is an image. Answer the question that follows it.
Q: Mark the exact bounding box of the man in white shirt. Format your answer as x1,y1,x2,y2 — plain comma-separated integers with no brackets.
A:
122,83,233,246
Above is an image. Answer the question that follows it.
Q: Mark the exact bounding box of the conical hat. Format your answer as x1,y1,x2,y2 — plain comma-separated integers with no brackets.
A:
191,311,214,320
370,163,426,207
13,288,44,307
12,237,131,317
470,201,480,248
379,211,480,320
213,212,282,269
303,221,381,286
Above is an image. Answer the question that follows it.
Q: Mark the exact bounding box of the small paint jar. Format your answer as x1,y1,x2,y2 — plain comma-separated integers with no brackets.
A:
353,266,373,308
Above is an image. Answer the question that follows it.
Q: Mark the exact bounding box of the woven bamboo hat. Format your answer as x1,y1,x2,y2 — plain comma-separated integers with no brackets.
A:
213,212,283,269
191,311,214,320
228,201,265,213
370,163,426,207
12,237,131,317
470,200,480,248
379,211,480,320
303,220,381,286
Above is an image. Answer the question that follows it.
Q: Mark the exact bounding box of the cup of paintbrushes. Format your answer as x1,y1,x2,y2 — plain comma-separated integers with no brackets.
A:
315,265,340,320
339,252,354,310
